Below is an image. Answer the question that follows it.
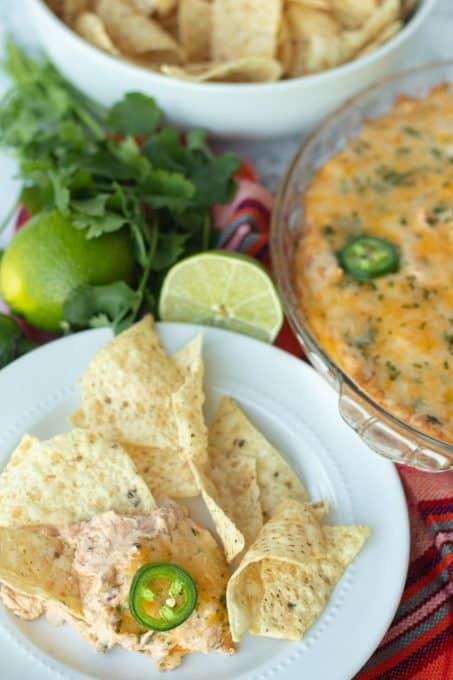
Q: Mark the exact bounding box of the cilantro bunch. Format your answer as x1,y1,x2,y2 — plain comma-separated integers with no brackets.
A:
0,42,239,332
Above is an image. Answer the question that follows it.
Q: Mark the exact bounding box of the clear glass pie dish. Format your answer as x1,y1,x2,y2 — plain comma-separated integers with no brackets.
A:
271,62,453,473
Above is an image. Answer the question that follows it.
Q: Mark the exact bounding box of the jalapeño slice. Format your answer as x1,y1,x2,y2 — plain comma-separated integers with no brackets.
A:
129,562,197,632
338,235,400,280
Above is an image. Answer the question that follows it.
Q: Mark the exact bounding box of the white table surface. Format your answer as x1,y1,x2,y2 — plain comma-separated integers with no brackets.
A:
0,0,452,198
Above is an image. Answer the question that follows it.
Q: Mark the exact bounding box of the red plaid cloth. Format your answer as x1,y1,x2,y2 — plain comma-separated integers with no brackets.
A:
215,171,453,680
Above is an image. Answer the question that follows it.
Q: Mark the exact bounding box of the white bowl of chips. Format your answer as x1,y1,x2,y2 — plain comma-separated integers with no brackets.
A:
29,0,436,138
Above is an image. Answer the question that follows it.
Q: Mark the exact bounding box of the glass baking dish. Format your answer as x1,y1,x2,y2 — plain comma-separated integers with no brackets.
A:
271,62,453,473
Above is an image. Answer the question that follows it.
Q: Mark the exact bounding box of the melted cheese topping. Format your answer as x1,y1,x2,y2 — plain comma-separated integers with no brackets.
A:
295,86,453,443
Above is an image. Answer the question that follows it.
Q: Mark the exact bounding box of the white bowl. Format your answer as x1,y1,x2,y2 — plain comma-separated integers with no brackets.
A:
28,0,437,138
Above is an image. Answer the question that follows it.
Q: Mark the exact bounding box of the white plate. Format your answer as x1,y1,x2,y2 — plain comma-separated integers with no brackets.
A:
0,323,409,680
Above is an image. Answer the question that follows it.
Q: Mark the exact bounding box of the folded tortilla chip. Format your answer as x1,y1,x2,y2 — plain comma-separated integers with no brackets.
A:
207,449,262,549
0,429,155,527
179,0,212,62
227,499,370,641
172,355,246,562
162,57,282,83
212,0,282,62
95,0,182,58
285,7,342,76
75,12,121,56
276,12,293,77
356,20,403,57
330,0,380,30
62,0,92,26
125,0,177,15
286,0,400,75
125,51,181,71
0,526,83,619
74,320,200,498
208,397,308,521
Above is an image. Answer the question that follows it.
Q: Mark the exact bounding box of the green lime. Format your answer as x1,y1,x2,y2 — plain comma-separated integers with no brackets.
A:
0,210,135,331
159,251,283,342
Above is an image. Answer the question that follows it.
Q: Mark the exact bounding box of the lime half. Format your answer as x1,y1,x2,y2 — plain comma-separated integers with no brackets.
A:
159,252,283,343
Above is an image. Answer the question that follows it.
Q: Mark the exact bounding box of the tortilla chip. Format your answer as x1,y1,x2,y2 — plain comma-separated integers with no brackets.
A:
152,0,178,15
74,323,201,499
356,20,403,56
95,0,182,58
208,397,308,521
75,12,121,56
123,443,199,498
227,499,369,641
170,334,208,469
287,0,329,6
212,0,282,62
285,7,342,76
162,57,282,83
179,0,212,62
251,523,371,639
125,0,177,14
401,0,419,20
76,316,184,450
286,0,400,75
172,362,245,562
173,332,203,375
330,0,380,30
322,524,371,566
125,50,181,71
350,0,401,49
310,498,329,520
0,429,155,527
62,0,92,25
191,464,246,562
122,0,156,13
207,448,262,548
158,8,179,39
276,12,293,77
0,527,83,619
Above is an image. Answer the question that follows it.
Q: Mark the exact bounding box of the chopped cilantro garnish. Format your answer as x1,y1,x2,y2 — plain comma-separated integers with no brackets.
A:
402,126,421,137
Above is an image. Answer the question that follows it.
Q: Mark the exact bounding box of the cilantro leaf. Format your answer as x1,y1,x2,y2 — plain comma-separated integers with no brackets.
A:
72,211,129,239
152,232,190,271
49,170,70,214
0,314,35,368
140,168,196,210
142,128,187,173
71,194,110,216
185,129,214,160
190,153,240,205
107,92,162,138
64,281,138,331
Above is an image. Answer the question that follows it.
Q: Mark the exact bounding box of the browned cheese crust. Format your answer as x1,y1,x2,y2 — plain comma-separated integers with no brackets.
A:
294,85,453,443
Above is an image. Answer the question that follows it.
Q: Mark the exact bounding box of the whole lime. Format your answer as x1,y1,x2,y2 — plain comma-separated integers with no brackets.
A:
0,210,135,331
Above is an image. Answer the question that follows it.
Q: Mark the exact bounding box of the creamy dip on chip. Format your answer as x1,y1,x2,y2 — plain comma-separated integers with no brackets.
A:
1,500,234,672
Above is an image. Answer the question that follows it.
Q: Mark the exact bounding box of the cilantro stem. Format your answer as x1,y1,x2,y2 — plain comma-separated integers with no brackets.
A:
72,103,105,141
131,222,159,317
